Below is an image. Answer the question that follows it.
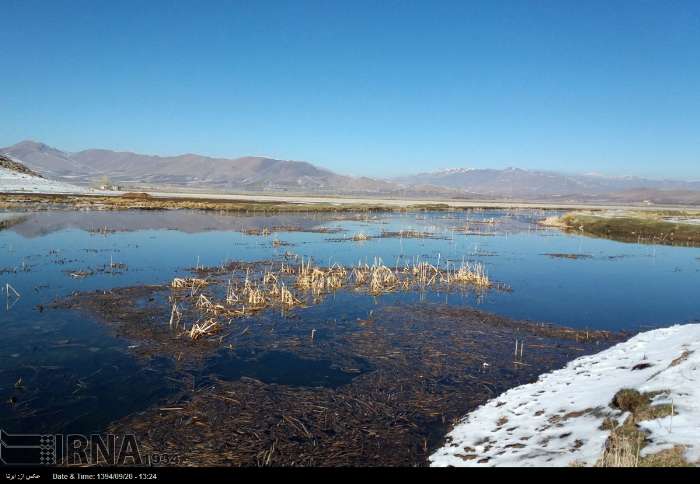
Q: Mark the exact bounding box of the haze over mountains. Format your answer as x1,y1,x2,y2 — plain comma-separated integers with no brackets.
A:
393,168,700,199
2,140,700,204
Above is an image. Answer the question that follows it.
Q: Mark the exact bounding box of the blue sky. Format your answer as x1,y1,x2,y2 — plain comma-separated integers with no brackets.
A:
1,0,698,179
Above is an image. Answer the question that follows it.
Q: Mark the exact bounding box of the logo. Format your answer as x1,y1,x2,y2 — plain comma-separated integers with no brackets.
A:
0,431,58,465
0,430,144,466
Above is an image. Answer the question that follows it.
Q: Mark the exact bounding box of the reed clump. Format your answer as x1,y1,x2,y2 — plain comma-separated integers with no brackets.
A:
189,318,221,341
445,260,490,287
171,277,209,290
411,261,439,286
168,257,493,342
295,258,347,295
278,284,301,307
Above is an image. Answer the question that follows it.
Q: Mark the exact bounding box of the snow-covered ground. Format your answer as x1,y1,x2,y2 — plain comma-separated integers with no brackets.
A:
430,324,700,467
0,166,99,194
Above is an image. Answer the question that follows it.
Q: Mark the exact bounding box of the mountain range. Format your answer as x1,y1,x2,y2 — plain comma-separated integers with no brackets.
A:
393,168,700,198
2,140,700,204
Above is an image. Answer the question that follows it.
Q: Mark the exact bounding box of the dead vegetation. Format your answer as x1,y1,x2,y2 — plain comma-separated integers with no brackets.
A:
120,192,153,199
75,294,618,467
543,253,593,260
0,193,396,214
596,388,691,467
64,257,129,279
379,229,440,239
546,211,700,247
167,257,496,338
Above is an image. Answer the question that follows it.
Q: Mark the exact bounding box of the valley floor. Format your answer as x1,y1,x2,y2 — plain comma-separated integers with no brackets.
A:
1,190,698,214
146,189,700,211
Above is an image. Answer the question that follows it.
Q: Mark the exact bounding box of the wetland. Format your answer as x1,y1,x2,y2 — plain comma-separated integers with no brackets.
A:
1,207,699,466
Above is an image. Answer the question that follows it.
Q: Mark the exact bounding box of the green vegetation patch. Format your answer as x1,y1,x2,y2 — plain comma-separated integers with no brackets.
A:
559,212,700,246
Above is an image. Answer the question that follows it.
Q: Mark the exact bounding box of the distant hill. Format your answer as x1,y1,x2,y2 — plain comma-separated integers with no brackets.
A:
2,140,700,204
393,168,700,199
0,140,398,194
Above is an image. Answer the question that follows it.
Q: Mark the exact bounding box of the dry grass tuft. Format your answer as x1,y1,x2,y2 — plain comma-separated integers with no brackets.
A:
611,388,648,413
596,388,689,467
167,257,495,343
596,426,644,467
171,277,209,290
189,318,220,340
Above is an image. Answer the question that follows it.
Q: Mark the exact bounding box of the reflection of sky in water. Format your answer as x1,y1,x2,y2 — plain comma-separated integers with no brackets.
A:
1,208,699,435
1,209,698,330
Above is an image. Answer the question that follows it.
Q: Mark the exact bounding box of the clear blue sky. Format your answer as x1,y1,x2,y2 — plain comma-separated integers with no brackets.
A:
1,0,698,179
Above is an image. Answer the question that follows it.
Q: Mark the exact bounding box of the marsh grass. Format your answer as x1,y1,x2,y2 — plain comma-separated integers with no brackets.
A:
554,212,700,247
165,256,495,343
189,318,220,341
169,257,494,340
0,193,398,214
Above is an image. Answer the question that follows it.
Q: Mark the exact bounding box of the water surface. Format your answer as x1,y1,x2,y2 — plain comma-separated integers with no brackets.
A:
1,208,698,438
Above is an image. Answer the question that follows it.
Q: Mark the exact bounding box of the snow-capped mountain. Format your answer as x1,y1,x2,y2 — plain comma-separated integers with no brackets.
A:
3,140,700,203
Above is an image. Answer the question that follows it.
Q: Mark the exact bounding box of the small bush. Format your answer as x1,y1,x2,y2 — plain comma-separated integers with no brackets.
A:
612,389,648,413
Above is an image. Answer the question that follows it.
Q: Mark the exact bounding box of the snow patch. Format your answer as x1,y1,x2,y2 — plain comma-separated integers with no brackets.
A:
0,166,101,194
434,168,475,175
430,324,700,467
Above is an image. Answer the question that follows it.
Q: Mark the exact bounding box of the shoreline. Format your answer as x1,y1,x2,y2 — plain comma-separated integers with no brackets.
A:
430,323,700,467
2,191,700,213
542,210,700,247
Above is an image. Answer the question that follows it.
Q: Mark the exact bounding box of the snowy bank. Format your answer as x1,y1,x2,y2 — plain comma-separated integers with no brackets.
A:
0,166,98,195
430,323,700,467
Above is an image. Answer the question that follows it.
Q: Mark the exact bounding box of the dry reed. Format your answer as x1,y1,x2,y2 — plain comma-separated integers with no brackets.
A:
168,257,493,342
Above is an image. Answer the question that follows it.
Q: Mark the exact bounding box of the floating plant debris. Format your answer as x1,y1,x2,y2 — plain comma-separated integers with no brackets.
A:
543,253,594,260
7,206,699,468
91,300,620,466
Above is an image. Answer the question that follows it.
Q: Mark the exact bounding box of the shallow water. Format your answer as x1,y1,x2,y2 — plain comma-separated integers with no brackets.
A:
1,208,699,440
205,349,371,388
